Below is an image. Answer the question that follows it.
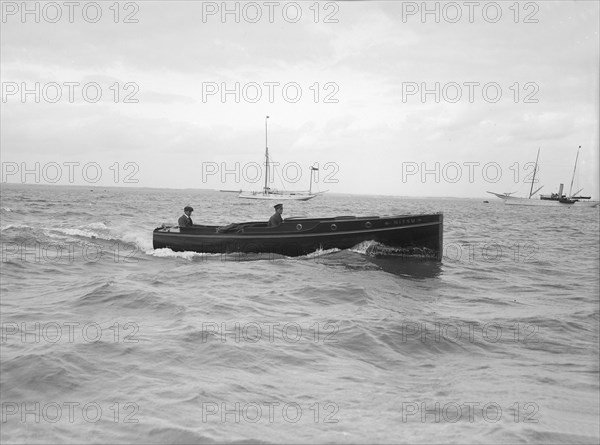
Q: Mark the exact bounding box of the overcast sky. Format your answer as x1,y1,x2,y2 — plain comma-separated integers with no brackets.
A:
1,0,599,198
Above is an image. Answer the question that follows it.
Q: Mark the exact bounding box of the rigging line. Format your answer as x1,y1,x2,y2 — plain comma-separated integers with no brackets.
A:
568,146,580,198
269,154,319,193
266,154,289,192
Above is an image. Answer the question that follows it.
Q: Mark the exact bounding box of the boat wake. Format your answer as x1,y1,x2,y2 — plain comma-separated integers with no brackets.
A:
351,240,439,259
1,220,152,265
350,240,381,255
148,241,437,263
150,248,212,260
303,247,341,259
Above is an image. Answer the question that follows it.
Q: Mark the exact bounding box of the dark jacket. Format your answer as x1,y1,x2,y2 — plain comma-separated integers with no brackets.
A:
268,212,283,228
178,214,193,227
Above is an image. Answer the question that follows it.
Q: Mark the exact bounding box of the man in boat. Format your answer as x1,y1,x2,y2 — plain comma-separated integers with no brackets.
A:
178,206,194,227
268,203,283,227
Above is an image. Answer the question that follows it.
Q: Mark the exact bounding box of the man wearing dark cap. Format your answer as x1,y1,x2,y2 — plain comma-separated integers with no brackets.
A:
268,203,283,227
178,206,194,227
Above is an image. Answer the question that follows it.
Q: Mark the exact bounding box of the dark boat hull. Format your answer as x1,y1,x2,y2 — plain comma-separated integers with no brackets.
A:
153,214,443,260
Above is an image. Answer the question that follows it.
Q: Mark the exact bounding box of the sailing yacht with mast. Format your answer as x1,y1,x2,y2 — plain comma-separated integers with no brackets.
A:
487,146,599,207
238,116,324,201
487,148,543,203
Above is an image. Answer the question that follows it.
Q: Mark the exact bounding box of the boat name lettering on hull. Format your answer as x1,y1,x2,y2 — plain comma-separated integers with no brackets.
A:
388,218,422,226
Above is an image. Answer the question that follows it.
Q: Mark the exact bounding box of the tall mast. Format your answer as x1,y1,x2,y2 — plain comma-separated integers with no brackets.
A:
309,166,317,195
529,148,540,199
264,116,269,193
568,145,581,198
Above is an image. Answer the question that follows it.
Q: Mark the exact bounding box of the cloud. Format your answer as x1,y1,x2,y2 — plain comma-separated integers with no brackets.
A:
1,1,598,197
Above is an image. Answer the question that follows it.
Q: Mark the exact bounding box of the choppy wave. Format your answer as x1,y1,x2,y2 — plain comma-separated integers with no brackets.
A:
1,184,598,444
1,224,31,231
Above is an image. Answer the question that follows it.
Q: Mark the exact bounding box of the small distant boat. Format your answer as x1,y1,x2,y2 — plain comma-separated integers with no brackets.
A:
238,117,325,201
153,213,443,259
488,146,599,207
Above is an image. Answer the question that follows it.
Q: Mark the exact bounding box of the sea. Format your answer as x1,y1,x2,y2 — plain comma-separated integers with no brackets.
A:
1,183,598,444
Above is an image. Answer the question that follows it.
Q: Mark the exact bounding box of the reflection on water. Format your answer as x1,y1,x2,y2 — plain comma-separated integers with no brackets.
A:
309,249,443,279
366,255,442,279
